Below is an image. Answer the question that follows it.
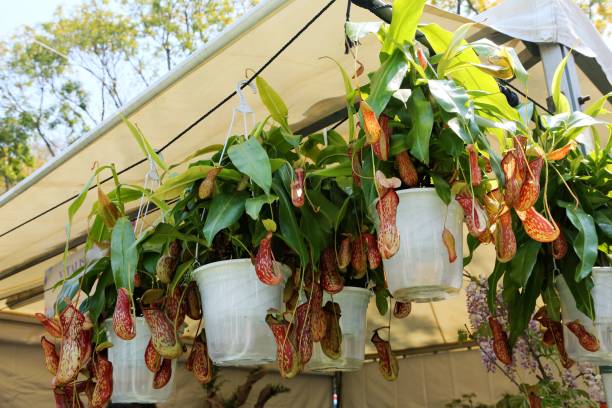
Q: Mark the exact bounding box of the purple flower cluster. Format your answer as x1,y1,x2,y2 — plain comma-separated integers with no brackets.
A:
465,275,606,404
578,363,605,403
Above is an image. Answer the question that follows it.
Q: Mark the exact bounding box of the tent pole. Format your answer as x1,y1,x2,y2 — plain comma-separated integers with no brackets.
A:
332,371,342,408
601,366,612,407
538,43,594,150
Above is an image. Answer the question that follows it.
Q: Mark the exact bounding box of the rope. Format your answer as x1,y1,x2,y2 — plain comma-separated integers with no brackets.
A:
0,0,337,240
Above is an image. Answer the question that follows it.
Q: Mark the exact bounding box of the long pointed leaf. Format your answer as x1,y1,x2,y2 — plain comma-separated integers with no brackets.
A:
202,191,247,243
228,137,272,195
111,217,138,294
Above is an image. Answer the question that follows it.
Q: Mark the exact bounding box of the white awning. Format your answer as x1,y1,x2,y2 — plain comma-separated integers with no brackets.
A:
475,0,612,84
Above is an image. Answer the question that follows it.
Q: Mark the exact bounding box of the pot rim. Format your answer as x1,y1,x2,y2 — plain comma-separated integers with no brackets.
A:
375,187,460,208
193,258,290,279
331,286,373,297
103,315,146,325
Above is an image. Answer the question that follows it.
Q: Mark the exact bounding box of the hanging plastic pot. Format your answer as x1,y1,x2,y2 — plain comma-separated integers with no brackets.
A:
557,268,612,364
308,287,371,372
193,259,289,366
104,317,176,403
382,188,463,303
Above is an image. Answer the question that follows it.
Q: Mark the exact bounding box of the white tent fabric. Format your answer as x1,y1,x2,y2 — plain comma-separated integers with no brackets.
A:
475,0,612,84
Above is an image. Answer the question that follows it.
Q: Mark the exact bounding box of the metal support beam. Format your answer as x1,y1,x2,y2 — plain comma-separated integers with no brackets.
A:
365,340,478,361
5,285,44,309
539,43,594,150
331,371,342,408
350,0,392,23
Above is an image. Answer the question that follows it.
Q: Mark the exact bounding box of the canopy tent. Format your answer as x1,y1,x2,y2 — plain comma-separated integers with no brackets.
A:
0,0,610,406
475,0,611,87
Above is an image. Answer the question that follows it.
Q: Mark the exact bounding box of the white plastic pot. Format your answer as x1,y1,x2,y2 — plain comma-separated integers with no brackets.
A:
104,317,175,403
382,188,463,303
557,268,612,364
308,287,371,372
193,258,288,366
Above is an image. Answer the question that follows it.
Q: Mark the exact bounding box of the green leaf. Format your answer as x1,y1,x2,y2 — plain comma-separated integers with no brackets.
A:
335,196,351,231
375,289,389,315
166,144,223,172
487,262,506,314
145,223,207,246
300,206,329,263
419,23,518,121
551,53,572,113
432,175,450,205
367,49,409,116
169,260,192,294
256,77,289,131
509,240,541,288
308,162,352,178
279,128,300,148
406,87,434,164
110,217,138,293
563,204,598,281
245,195,278,220
272,177,308,267
507,263,544,345
87,269,113,322
381,0,426,56
202,191,247,243
584,92,612,117
560,262,595,319
428,79,469,118
542,282,561,321
65,165,114,267
119,184,169,214
322,57,356,140
228,137,272,195
154,165,214,200
464,235,481,267
124,118,168,171
437,23,475,76
504,47,529,88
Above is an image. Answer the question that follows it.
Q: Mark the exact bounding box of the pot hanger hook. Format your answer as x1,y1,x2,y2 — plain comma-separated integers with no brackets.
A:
236,80,257,114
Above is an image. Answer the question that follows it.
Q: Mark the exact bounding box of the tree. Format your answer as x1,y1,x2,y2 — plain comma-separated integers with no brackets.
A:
0,113,34,189
0,0,259,193
0,29,91,157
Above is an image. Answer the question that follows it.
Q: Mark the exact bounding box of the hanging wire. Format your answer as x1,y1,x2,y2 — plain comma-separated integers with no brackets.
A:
133,153,162,238
218,80,257,165
195,80,257,268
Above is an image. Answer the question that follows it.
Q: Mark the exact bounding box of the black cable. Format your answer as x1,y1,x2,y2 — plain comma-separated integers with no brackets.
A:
0,0,337,240
500,79,552,115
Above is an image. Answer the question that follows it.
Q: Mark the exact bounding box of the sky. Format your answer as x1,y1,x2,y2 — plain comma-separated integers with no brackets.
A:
0,0,84,39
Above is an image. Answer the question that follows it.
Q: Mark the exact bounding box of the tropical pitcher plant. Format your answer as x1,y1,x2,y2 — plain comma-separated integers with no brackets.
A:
340,0,610,381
